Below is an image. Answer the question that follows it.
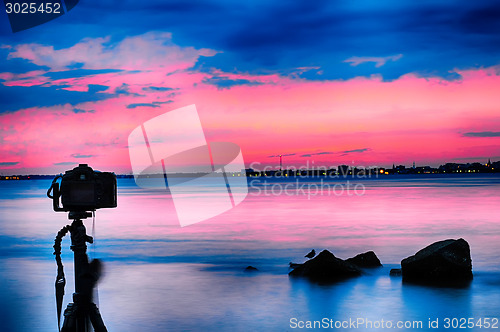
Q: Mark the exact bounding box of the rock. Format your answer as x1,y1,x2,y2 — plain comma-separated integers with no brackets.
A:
244,266,258,271
390,268,402,276
401,238,473,285
289,250,361,282
346,251,382,268
305,249,316,259
289,262,302,269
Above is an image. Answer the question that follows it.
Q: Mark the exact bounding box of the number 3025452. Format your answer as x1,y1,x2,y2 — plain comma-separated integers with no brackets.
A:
5,2,61,14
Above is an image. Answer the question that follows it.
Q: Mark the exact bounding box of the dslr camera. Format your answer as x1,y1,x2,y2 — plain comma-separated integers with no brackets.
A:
48,164,117,213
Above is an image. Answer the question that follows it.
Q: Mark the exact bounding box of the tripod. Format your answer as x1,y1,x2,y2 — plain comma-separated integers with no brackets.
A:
54,212,107,332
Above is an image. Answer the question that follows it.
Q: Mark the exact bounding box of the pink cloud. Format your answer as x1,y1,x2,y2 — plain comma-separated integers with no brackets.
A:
6,32,218,72
179,68,500,167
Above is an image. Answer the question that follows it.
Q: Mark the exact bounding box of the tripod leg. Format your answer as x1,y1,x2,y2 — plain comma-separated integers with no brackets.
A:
60,219,108,332
61,303,77,332
88,302,108,332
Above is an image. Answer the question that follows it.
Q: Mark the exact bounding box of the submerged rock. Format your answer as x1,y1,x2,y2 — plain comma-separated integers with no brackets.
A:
346,251,382,268
289,250,361,282
244,266,258,271
401,238,473,285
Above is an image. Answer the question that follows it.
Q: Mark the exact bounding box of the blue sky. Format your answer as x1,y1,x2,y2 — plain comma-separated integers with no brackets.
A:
2,0,500,82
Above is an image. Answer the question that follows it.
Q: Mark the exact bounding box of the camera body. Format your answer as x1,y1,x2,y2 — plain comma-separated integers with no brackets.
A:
49,164,117,212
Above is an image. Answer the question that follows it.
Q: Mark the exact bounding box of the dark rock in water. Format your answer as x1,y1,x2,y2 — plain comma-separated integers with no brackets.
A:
289,262,302,269
245,266,258,271
289,250,361,282
401,238,473,285
390,268,402,276
305,249,316,259
346,251,382,268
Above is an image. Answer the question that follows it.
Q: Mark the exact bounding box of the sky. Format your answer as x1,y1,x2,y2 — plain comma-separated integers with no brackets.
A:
1,0,500,175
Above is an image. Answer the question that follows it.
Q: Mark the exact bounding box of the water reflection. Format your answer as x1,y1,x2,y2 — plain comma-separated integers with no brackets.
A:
0,175,500,331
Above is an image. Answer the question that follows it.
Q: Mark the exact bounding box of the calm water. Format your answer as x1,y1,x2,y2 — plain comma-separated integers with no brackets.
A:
1,174,499,331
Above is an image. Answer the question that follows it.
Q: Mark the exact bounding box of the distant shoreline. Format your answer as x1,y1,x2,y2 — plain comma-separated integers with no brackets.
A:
2,159,499,180
2,171,500,181
1,159,498,180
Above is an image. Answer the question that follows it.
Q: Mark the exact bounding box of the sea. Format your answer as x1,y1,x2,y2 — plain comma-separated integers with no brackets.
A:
1,174,499,331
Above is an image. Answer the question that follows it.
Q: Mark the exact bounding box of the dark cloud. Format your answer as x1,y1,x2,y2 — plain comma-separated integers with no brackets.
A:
88,84,109,93
300,151,334,157
0,161,19,166
45,69,123,80
463,131,500,137
342,148,370,154
127,100,173,109
72,108,96,113
127,103,158,109
340,148,370,156
71,153,95,158
202,76,263,89
191,0,500,81
152,100,174,105
0,84,114,113
54,162,77,166
115,83,141,96
457,5,500,36
142,86,175,92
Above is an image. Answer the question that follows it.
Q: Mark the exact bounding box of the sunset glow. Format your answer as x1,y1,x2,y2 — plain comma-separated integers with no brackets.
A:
1,4,499,174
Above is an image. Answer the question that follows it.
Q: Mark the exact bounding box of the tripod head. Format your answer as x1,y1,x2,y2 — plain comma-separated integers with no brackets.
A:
68,211,93,220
